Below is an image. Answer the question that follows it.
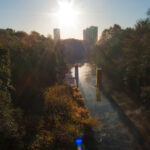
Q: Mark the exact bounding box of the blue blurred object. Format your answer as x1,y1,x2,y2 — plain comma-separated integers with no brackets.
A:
75,138,83,145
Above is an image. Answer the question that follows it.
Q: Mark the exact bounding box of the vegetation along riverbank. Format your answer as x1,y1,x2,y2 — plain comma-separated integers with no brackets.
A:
0,29,100,150
89,9,150,149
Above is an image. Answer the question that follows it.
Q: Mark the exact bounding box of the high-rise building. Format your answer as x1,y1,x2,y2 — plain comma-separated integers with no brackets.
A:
53,28,60,41
83,26,98,43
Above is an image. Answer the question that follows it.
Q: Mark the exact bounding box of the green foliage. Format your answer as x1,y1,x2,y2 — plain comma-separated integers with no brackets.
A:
92,14,150,107
0,29,66,113
141,86,150,106
29,130,54,150
0,29,67,149
0,29,96,150
0,48,24,150
62,39,85,64
28,85,96,150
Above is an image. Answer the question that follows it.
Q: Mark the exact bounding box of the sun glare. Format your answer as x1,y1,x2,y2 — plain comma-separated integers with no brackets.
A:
57,0,78,28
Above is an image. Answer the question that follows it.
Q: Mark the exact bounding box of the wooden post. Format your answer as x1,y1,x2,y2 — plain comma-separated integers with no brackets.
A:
96,67,102,88
75,65,79,87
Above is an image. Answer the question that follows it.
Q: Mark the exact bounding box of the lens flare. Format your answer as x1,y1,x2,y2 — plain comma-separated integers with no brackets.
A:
75,138,83,150
57,0,78,28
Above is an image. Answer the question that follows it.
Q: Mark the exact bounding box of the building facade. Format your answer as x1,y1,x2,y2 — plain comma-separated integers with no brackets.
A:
53,28,60,41
83,26,98,43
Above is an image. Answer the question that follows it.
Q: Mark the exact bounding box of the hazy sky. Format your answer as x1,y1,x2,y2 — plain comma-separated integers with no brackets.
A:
0,0,149,39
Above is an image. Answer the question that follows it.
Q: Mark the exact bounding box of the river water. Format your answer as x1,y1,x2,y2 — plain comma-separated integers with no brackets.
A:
71,63,143,150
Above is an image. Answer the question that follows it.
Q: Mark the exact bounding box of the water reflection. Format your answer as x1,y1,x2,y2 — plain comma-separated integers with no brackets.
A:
71,63,144,150
96,88,101,102
75,65,79,87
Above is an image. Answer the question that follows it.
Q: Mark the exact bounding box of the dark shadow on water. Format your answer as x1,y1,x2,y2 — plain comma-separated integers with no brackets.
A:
83,126,99,150
96,87,102,102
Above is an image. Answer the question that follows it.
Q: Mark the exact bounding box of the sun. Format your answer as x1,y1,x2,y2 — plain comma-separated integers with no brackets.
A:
57,0,78,28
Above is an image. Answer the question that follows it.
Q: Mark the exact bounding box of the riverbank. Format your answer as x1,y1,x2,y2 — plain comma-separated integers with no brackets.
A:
44,84,101,150
65,69,101,150
71,86,101,149
68,63,145,150
102,73,150,149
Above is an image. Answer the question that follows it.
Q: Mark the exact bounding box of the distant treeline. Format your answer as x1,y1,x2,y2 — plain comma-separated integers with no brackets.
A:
62,39,86,64
0,29,95,150
91,10,150,107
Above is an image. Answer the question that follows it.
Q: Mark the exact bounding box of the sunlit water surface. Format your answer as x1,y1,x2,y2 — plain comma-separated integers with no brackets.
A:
71,63,143,150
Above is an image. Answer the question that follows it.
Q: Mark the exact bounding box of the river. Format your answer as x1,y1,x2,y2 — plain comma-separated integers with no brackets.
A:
71,63,144,150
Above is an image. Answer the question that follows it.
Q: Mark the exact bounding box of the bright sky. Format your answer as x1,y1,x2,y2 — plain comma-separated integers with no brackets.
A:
0,0,149,39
